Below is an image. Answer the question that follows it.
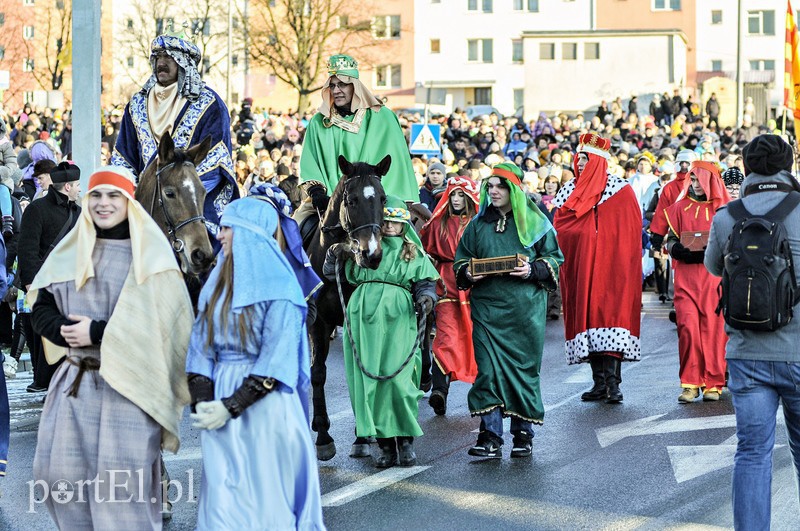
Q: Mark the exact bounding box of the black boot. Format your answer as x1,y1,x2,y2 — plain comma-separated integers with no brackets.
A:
604,356,623,404
581,357,607,401
429,363,449,415
374,438,398,468
397,436,417,466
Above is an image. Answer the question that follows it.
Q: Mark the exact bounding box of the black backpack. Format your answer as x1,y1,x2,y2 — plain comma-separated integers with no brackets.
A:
717,192,800,331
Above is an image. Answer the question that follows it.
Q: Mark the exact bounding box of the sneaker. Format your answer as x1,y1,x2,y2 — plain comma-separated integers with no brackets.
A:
703,389,721,401
27,383,48,393
468,431,503,458
429,390,447,416
678,388,700,403
3,357,17,379
510,433,533,458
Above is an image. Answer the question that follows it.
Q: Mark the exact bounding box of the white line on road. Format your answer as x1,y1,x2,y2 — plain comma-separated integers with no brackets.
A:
321,466,430,507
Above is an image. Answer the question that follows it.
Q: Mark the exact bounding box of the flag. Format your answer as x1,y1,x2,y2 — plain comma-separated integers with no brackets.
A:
785,1,800,133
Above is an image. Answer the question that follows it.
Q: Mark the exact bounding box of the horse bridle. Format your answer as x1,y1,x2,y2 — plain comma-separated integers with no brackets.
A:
325,182,382,247
152,161,207,255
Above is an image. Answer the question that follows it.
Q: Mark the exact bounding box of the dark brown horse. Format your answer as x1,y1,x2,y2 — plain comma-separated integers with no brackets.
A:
305,154,390,460
136,132,214,276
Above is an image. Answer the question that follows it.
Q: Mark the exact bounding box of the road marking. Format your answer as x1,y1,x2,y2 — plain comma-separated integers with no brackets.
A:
321,466,430,507
597,413,785,448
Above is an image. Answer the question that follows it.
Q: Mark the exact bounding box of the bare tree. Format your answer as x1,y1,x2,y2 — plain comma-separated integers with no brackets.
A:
21,0,73,92
248,0,379,112
115,0,243,97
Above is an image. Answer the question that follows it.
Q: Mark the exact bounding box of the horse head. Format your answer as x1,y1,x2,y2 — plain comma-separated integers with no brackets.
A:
136,132,214,276
326,154,390,270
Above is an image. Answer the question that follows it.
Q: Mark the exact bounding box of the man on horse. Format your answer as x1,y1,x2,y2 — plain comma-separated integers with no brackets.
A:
111,23,238,237
299,54,420,221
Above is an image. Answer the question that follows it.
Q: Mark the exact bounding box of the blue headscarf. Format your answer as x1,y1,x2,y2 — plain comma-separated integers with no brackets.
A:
249,183,323,300
201,197,306,314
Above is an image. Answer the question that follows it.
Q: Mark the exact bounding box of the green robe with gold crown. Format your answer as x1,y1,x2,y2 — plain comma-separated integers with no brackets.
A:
454,213,563,424
300,108,420,202
343,236,438,438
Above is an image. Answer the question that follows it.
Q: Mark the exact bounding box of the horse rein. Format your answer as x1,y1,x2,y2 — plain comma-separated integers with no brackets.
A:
152,161,207,255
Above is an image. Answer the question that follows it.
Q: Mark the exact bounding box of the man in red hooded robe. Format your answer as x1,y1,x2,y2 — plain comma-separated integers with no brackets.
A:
553,133,642,403
664,161,731,402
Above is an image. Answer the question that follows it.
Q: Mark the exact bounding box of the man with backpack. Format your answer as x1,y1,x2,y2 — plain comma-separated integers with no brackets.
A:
705,134,800,530
664,161,730,403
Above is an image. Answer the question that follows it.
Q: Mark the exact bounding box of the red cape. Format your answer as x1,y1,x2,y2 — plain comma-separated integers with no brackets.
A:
554,183,642,363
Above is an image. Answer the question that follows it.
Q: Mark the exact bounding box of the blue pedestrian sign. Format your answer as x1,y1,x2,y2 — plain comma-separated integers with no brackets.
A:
409,123,441,156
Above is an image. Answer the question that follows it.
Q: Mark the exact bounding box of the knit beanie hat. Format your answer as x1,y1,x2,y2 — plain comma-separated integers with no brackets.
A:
742,135,794,175
722,167,745,187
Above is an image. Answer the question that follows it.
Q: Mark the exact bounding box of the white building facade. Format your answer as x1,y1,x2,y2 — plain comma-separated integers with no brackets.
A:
522,29,687,118
413,0,593,116
694,0,786,109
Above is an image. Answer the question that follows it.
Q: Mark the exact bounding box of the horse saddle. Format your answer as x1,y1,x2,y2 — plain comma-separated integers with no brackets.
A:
299,213,320,249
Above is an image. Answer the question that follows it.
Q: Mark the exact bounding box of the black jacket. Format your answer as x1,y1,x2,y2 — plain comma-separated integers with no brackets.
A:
18,187,81,287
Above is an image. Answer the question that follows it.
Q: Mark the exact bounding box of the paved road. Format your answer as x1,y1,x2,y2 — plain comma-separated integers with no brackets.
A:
1,293,799,530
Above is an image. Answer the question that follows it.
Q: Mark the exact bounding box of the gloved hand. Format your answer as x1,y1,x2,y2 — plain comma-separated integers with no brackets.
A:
683,249,707,264
330,242,352,260
649,233,665,250
415,295,435,316
669,242,691,262
190,400,231,430
308,185,330,212
529,261,551,281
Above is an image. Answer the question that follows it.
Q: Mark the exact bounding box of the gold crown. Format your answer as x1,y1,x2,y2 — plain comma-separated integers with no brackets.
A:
163,20,196,43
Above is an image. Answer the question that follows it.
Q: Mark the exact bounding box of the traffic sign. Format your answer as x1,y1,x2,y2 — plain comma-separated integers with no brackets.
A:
409,123,441,156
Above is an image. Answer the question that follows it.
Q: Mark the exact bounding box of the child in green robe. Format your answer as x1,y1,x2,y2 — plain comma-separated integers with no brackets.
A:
324,196,438,468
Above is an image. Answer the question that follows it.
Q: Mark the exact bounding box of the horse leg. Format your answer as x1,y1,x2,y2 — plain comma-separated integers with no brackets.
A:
310,321,336,461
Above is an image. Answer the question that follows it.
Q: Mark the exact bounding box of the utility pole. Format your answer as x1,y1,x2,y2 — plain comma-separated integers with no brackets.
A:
227,0,233,105
735,0,743,127
72,0,102,187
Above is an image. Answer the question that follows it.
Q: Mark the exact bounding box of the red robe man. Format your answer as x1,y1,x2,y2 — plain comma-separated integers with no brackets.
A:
553,133,642,404
664,161,731,403
649,149,698,243
420,177,479,416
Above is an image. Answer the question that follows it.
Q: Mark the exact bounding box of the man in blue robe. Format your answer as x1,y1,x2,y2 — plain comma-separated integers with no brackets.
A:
111,27,237,236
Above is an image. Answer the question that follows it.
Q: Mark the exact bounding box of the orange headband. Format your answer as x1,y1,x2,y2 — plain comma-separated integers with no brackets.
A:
89,171,135,196
492,168,522,188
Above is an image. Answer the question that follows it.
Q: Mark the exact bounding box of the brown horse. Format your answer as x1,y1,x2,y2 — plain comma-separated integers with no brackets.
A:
136,132,214,276
305,154,390,460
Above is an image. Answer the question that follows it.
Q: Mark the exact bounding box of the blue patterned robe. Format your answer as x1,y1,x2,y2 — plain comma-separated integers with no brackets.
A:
111,86,238,234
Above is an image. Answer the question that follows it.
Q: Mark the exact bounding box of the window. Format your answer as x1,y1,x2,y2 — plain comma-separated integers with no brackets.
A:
23,26,35,39
512,39,523,63
23,0,35,5
0,46,4,60
430,39,440,53
711,59,722,71
375,64,401,88
23,59,35,72
191,18,211,37
24,92,35,104
653,0,680,10
748,10,775,35
155,18,174,36
467,39,493,63
539,42,554,60
202,57,211,75
127,56,134,68
126,18,133,30
336,15,348,28
468,0,478,10
482,0,493,13
711,10,722,24
372,15,400,39
513,88,524,110
514,0,539,11
585,42,600,60
474,87,492,105
56,0,64,9
232,54,239,68
749,59,775,71
0,13,6,27
562,42,577,60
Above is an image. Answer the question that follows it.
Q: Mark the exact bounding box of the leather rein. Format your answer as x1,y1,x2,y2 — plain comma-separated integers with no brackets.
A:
151,161,206,255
